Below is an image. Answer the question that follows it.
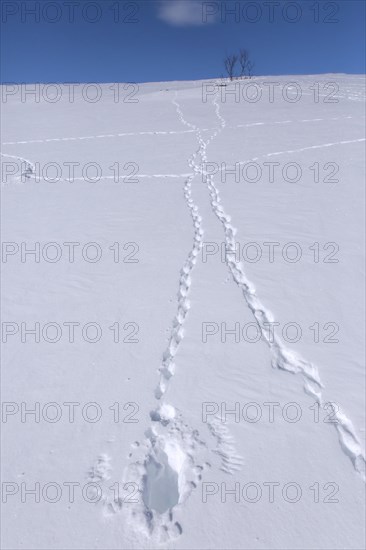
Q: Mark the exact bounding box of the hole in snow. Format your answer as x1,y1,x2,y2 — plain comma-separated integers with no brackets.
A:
142,451,180,514
142,440,186,515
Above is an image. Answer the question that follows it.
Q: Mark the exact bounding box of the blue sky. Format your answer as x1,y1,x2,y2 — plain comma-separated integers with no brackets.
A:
0,0,365,83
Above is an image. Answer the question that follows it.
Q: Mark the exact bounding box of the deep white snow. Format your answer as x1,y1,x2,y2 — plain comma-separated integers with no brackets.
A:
1,75,365,549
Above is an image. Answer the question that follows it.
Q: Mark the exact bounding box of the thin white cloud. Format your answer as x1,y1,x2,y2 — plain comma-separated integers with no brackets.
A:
157,0,217,27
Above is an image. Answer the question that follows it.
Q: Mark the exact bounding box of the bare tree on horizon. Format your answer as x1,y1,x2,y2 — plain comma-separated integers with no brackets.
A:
239,49,254,78
224,54,238,81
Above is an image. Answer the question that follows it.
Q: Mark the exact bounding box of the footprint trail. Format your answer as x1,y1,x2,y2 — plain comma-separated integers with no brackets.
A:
116,92,227,542
198,92,365,480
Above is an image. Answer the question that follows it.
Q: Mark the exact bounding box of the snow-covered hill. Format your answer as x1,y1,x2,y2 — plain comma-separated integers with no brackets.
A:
1,75,365,549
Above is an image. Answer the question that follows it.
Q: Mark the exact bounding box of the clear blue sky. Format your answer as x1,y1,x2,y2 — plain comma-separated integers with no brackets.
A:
0,0,365,83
